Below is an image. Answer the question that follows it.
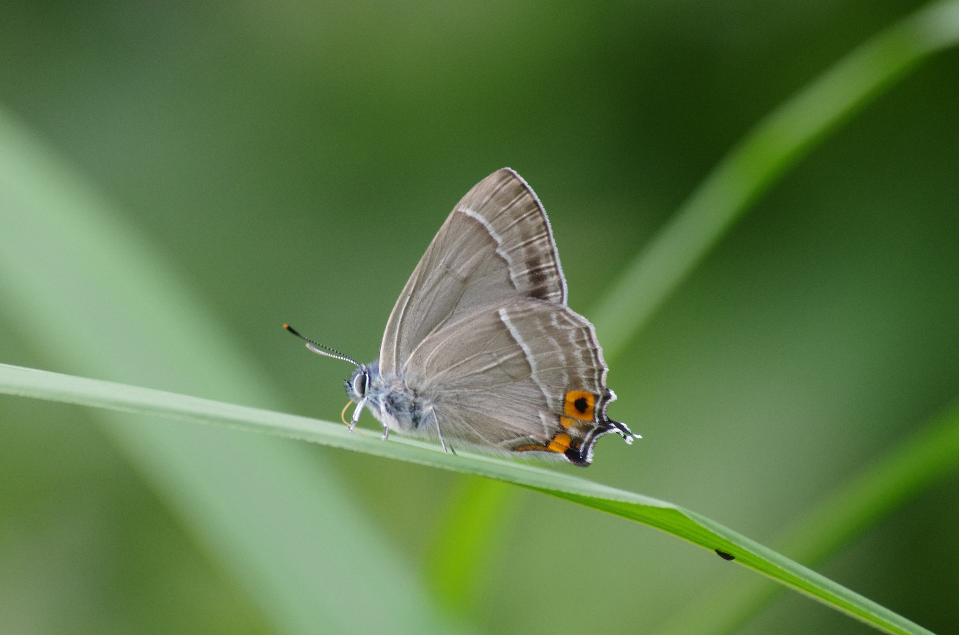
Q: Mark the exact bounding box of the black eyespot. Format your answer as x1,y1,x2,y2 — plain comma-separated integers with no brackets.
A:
574,397,589,414
715,549,735,561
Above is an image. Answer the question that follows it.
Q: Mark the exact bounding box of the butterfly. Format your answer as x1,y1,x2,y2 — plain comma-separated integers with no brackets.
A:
285,168,636,466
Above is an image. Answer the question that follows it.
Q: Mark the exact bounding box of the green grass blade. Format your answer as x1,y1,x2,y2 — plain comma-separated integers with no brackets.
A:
0,109,449,632
592,0,958,355
425,0,959,618
425,478,520,616
0,363,934,635
658,407,959,633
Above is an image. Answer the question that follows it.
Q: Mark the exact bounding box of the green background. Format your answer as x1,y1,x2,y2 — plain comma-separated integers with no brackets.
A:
0,0,956,633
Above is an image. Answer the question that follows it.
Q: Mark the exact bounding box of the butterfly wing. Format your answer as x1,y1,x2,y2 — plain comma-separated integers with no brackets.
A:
403,298,631,466
378,168,567,375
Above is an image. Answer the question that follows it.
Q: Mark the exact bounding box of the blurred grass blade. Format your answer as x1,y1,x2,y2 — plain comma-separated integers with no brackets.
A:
0,363,934,635
594,0,959,354
425,478,521,616
426,0,959,618
659,407,959,633
0,109,449,632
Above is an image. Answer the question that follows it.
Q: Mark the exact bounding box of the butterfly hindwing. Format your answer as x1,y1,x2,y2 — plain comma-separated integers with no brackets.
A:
402,298,627,466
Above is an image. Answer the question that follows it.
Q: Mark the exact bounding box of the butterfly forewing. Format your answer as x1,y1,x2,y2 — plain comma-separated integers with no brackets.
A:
379,168,567,375
402,299,620,465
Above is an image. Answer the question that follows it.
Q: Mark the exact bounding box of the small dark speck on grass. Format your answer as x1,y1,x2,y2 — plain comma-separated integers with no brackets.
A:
715,549,735,561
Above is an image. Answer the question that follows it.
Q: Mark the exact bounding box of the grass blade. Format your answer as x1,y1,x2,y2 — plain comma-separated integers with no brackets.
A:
658,407,959,633
425,478,521,616
592,0,959,354
0,362,934,635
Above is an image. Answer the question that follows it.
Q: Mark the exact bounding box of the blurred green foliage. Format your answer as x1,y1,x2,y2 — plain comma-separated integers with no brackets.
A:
0,0,956,633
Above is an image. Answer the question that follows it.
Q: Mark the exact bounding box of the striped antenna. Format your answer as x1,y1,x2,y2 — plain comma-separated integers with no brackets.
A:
282,323,360,367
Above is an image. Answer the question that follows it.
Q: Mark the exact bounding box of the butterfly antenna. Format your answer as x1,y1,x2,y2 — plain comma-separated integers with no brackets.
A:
282,323,360,366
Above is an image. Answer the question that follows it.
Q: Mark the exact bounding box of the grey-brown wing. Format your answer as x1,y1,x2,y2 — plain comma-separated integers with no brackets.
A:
378,168,567,375
402,299,632,466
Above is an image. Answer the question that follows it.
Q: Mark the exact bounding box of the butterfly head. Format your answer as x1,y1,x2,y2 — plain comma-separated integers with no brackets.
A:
346,365,370,401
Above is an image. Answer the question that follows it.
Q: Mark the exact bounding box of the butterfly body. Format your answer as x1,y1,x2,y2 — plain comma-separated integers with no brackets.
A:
347,363,437,435
298,168,637,466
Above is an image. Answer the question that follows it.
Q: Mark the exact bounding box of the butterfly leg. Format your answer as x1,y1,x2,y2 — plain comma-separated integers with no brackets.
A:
349,398,366,432
382,425,390,441
430,407,452,455
436,425,450,454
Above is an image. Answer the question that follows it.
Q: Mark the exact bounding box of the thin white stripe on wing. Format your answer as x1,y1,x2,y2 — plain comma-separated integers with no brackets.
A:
459,206,520,288
497,307,553,407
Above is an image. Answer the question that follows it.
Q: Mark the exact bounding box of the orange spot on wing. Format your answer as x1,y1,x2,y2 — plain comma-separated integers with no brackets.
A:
513,443,546,453
559,416,577,429
547,432,572,453
513,432,573,455
564,390,596,419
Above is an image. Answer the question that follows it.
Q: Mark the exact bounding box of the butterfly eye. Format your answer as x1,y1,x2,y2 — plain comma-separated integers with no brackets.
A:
352,371,368,398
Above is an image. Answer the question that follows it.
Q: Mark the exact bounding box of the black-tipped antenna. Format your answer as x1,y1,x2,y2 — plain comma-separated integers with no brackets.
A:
282,323,360,367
